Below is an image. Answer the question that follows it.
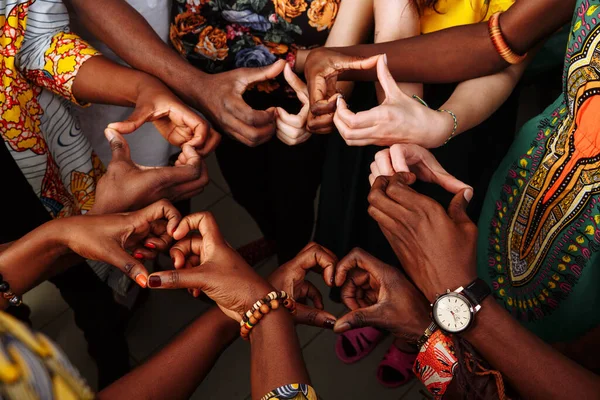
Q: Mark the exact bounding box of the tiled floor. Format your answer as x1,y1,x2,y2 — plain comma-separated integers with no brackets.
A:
24,152,428,399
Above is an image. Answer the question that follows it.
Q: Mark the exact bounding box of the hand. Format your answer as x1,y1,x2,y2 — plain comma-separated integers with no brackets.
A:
60,200,181,288
268,242,338,328
275,64,311,145
304,47,379,131
189,60,287,147
129,219,176,262
334,56,452,147
108,78,220,156
333,248,430,342
91,129,209,214
367,173,478,301
146,212,273,322
369,143,471,194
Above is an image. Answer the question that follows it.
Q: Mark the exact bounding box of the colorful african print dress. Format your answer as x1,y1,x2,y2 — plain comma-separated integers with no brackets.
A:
477,0,600,343
0,0,101,220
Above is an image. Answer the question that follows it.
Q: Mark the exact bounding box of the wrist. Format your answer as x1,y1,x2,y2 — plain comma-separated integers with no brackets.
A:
461,296,497,342
429,107,455,148
40,219,73,257
174,67,211,112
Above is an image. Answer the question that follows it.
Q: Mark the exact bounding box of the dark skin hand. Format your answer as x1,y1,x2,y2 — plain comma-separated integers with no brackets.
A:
90,129,209,215
305,0,577,117
367,173,477,302
67,0,280,149
333,247,430,344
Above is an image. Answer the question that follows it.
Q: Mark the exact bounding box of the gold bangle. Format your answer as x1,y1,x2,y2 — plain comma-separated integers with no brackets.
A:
488,12,527,65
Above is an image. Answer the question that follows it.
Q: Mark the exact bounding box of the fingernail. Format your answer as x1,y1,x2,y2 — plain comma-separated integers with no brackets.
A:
330,276,335,286
134,252,144,260
324,319,336,329
145,242,156,249
135,274,147,288
336,96,342,107
383,54,388,65
336,322,352,333
464,188,474,202
105,128,116,141
148,276,162,288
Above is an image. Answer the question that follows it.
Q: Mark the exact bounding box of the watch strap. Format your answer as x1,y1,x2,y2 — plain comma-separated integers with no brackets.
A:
462,278,491,306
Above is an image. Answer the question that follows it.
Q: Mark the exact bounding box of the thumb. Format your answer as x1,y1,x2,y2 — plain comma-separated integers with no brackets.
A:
105,128,131,163
295,304,337,329
147,266,205,289
377,54,401,101
333,305,380,333
245,59,286,85
102,243,149,288
107,106,152,135
447,188,473,224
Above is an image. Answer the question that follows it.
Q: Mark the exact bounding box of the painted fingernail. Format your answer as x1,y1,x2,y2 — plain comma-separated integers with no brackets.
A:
330,276,335,286
134,253,144,260
324,319,336,329
135,274,147,288
148,276,161,288
383,53,388,65
145,242,156,249
464,188,474,202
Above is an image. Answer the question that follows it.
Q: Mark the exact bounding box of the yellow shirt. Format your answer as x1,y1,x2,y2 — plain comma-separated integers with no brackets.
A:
421,0,515,34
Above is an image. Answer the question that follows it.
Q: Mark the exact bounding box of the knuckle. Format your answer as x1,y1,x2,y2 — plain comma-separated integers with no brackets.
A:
168,270,180,287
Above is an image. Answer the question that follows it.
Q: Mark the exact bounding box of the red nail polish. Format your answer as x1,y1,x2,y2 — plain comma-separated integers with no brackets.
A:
145,242,156,249
148,276,161,288
134,253,144,260
135,274,147,288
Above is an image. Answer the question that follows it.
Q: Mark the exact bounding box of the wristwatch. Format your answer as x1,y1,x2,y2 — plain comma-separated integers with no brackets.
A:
431,278,491,334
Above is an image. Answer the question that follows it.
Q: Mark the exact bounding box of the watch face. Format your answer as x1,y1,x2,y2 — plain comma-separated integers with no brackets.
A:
432,292,473,333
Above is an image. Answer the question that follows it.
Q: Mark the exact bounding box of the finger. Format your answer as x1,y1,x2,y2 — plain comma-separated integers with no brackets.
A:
102,243,149,288
105,129,131,163
173,212,226,245
334,305,380,333
107,107,150,135
243,59,286,85
334,97,377,132
283,64,309,104
448,188,473,224
389,144,411,173
137,199,182,237
147,267,205,289
277,106,307,130
198,128,221,156
168,161,210,201
294,304,337,329
376,54,402,100
296,281,324,310
277,128,311,146
224,97,277,131
335,247,382,287
306,112,334,134
131,247,154,260
370,161,381,179
374,149,394,176
289,244,337,287
369,173,375,186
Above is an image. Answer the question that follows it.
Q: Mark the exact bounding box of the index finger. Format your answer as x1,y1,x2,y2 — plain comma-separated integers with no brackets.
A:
285,243,338,287
137,199,182,237
173,211,226,246
335,247,386,287
283,64,309,104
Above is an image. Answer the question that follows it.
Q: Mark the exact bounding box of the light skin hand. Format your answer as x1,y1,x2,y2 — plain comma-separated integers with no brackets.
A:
276,64,312,146
369,143,471,194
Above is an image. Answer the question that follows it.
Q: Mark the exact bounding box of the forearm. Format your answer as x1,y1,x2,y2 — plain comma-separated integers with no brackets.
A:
337,0,574,83
67,0,205,106
0,221,77,307
72,56,163,107
442,61,528,135
250,309,310,399
98,307,239,400
463,299,600,399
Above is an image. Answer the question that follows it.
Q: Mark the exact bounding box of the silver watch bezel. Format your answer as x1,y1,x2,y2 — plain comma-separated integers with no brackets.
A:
432,291,475,334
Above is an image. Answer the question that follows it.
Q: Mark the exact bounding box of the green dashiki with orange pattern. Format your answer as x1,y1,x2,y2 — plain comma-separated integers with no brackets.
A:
477,0,600,343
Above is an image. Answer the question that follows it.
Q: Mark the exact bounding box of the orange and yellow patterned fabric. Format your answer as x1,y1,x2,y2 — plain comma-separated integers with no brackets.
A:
1,0,102,220
420,0,514,34
0,310,94,399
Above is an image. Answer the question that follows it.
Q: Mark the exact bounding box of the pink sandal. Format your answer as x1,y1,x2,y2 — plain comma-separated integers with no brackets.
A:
335,327,385,364
376,345,417,388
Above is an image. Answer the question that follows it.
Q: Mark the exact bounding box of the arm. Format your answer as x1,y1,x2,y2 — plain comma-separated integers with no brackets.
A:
373,0,422,100
463,299,600,399
98,307,239,400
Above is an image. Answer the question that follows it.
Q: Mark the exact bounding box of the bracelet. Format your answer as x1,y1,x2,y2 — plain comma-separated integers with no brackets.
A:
240,291,297,340
416,321,438,349
412,95,458,145
413,330,458,400
488,12,527,65
0,274,22,307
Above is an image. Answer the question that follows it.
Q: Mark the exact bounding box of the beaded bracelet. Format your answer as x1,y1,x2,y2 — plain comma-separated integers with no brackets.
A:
412,95,458,145
0,274,22,307
488,12,527,65
240,291,297,340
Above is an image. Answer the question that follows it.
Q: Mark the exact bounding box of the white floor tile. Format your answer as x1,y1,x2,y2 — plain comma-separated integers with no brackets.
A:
206,153,230,193
191,181,227,212
23,281,69,330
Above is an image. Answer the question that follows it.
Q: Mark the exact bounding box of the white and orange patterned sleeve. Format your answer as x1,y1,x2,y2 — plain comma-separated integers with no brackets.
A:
15,0,99,105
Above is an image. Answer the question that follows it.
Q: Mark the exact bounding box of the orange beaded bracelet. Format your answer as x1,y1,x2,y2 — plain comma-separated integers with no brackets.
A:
240,291,297,340
488,12,527,65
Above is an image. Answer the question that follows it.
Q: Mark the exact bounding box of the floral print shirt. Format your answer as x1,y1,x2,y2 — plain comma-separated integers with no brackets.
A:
171,0,340,107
